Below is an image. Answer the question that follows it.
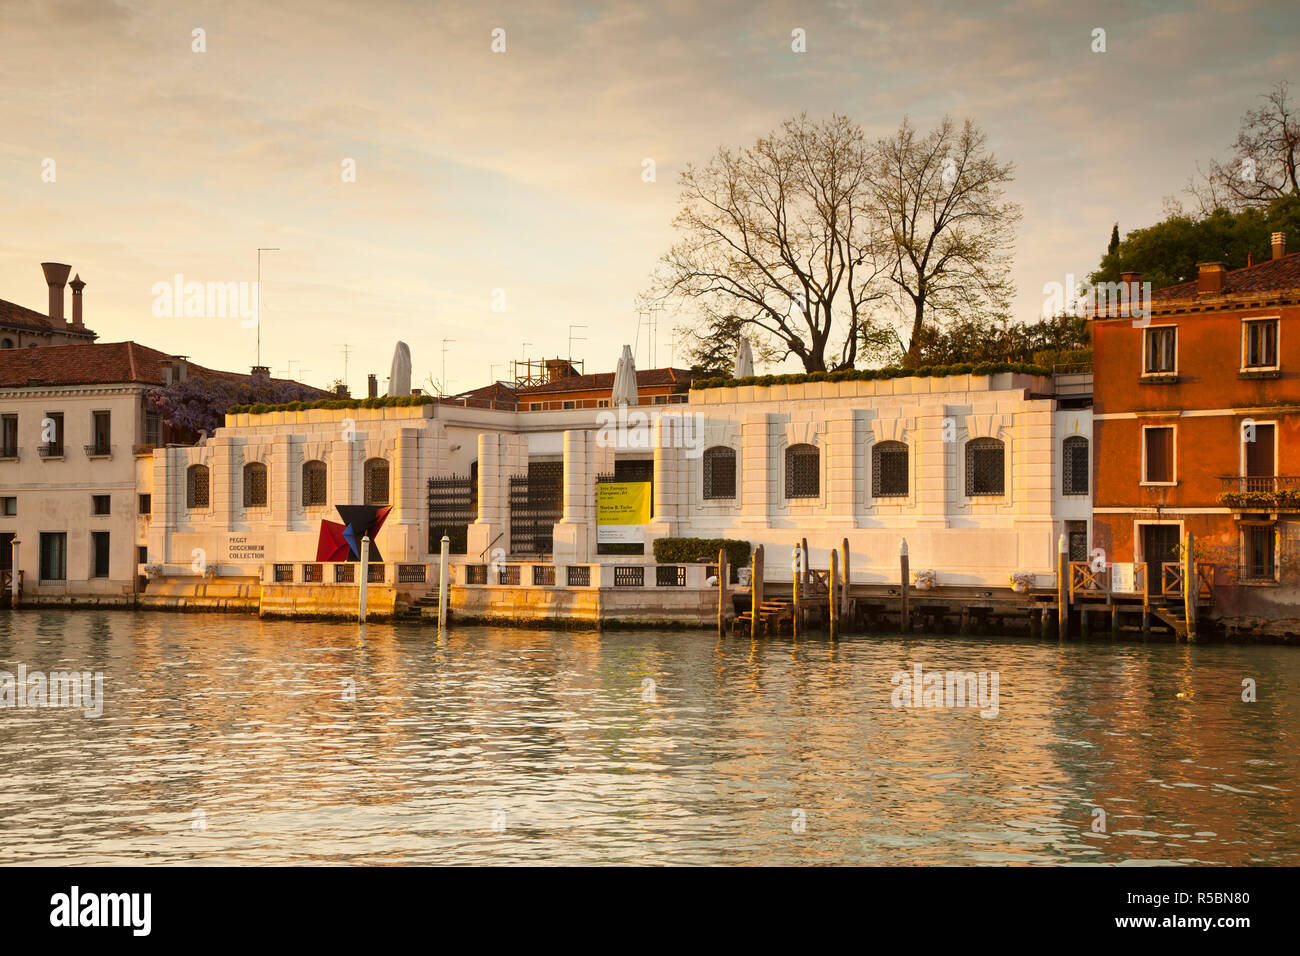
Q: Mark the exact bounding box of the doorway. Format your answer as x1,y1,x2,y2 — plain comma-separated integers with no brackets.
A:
1141,524,1181,596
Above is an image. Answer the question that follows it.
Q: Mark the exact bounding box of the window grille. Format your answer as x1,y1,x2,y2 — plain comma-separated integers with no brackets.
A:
334,563,355,583
187,465,210,509
398,564,427,583
614,566,645,587
871,441,908,498
498,565,520,585
302,563,323,583
567,565,591,587
785,444,820,499
302,460,327,507
244,462,268,508
273,563,294,583
702,446,736,499
1062,436,1089,495
364,458,389,506
465,564,488,585
532,565,556,586
656,565,686,587
965,438,1005,496
367,563,385,583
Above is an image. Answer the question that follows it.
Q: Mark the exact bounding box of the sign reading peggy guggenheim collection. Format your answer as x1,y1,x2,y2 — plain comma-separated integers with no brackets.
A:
596,482,652,544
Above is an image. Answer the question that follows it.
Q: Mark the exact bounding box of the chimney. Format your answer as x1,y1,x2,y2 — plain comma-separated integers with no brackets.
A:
40,262,71,324
333,381,350,398
1197,262,1226,295
1272,231,1287,260
250,365,270,382
367,373,378,398
69,273,86,329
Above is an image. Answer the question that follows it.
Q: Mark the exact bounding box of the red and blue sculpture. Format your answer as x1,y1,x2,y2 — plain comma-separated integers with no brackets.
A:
315,505,392,562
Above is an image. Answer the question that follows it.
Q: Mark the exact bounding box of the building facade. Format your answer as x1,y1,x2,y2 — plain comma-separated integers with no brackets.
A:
0,261,98,350
1091,232,1300,634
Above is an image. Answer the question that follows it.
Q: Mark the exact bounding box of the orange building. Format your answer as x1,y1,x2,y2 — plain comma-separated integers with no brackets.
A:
449,358,697,411
1092,232,1300,634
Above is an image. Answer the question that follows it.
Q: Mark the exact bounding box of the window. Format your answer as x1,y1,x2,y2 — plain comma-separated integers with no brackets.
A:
872,441,909,498
90,410,111,455
91,494,111,515
965,438,1005,496
273,563,294,583
1143,426,1175,484
1143,326,1177,374
138,494,151,515
1,414,16,457
1066,520,1089,562
41,412,64,456
562,400,576,409
302,460,327,507
302,563,324,583
91,531,110,578
0,497,15,516
0,338,11,349
137,546,148,564
784,444,820,499
186,464,210,509
39,532,66,580
1244,423,1276,478
702,446,736,500
364,458,389,505
1243,319,1279,369
1243,524,1276,582
1062,436,1089,495
530,403,542,410
144,411,162,447
243,462,268,508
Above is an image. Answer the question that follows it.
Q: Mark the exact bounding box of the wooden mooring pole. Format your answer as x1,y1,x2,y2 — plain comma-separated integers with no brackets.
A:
750,545,764,639
829,549,839,640
1184,532,1198,642
792,543,801,639
717,547,728,637
899,538,911,634
841,538,852,632
1056,533,1069,641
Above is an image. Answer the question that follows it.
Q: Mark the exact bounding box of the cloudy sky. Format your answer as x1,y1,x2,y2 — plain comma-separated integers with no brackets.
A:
2,0,1298,392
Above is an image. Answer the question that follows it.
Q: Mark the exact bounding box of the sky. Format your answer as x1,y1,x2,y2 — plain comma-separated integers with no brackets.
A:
2,0,1299,393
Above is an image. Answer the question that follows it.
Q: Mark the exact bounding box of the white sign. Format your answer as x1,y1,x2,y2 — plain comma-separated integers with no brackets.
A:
1111,562,1136,593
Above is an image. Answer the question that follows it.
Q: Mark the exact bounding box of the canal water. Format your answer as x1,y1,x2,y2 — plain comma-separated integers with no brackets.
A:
1,610,1297,865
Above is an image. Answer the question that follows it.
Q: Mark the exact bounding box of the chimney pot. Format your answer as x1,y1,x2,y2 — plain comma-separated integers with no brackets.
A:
69,273,86,329
1272,232,1286,260
1197,262,1226,295
367,373,378,399
250,365,270,382
40,262,71,325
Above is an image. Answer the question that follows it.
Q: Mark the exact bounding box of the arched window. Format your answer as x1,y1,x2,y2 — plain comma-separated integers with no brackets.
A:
1062,436,1089,496
871,441,909,498
243,462,268,508
965,438,1005,496
0,338,12,349
302,460,327,507
186,464,209,509
364,457,389,505
785,443,820,499
702,446,736,500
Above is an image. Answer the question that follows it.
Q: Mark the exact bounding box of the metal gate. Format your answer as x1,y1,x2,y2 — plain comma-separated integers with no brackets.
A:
508,461,563,555
428,474,477,554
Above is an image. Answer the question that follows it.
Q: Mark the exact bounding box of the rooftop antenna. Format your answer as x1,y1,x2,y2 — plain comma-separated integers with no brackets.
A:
568,324,587,362
441,338,456,397
336,344,351,388
256,247,279,368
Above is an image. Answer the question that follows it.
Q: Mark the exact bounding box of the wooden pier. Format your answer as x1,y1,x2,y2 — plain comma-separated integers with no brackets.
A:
726,535,1215,641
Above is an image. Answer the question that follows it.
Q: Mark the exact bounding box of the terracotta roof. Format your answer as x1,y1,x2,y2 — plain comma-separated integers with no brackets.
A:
0,297,97,338
0,340,318,390
513,367,697,396
1151,251,1300,303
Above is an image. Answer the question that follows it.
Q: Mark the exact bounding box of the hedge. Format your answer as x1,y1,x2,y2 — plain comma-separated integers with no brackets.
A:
652,537,751,567
690,361,1051,391
229,394,437,415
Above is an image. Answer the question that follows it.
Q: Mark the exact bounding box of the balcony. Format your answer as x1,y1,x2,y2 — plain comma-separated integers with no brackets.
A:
37,443,64,459
1217,476,1300,510
84,443,114,459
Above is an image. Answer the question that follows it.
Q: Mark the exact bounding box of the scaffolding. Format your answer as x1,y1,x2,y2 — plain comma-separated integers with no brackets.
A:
511,357,583,388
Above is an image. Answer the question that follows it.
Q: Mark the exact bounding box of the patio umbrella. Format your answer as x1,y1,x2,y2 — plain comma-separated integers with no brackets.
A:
611,344,638,407
733,337,754,378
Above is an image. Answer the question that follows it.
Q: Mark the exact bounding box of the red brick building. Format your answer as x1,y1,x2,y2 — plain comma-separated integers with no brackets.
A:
1092,232,1300,635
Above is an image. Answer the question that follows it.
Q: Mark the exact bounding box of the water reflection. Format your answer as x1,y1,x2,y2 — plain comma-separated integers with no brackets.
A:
0,610,1296,865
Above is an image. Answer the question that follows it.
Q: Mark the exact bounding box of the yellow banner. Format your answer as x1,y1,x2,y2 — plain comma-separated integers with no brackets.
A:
597,482,651,543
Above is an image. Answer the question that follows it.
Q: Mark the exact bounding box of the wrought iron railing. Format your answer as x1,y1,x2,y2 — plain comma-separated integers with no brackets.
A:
1218,475,1300,494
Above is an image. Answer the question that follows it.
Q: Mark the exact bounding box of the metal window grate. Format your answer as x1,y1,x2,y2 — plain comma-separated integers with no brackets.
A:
465,564,488,585
187,464,210,509
398,564,427,583
614,566,645,587
335,563,355,583
1063,436,1089,495
965,438,1005,496
498,565,521,585
656,565,686,587
872,441,908,498
273,563,294,583
301,563,323,583
567,565,591,587
367,563,386,583
244,462,268,508
508,461,563,555
532,565,556,586
302,460,327,507
428,473,477,555
702,446,736,499
785,444,820,499
364,458,390,506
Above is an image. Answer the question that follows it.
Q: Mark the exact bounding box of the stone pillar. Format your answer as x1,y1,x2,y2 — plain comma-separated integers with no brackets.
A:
552,429,591,565
148,447,173,565
649,415,680,539
826,407,857,527
914,403,950,528
741,413,770,527
391,425,422,561
270,432,292,531
214,436,237,531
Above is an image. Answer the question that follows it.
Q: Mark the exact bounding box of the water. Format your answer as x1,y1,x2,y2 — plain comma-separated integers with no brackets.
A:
1,610,1297,865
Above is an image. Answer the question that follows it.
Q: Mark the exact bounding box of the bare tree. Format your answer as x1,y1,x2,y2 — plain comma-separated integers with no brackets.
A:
872,116,1020,365
1190,80,1300,213
649,114,890,373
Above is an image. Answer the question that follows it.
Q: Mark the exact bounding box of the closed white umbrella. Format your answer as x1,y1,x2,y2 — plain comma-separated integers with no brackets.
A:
611,344,638,407
387,341,412,396
733,337,754,378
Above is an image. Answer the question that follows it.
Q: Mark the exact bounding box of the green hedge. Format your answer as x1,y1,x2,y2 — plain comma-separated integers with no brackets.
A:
653,537,751,567
690,361,1051,391
229,394,437,415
